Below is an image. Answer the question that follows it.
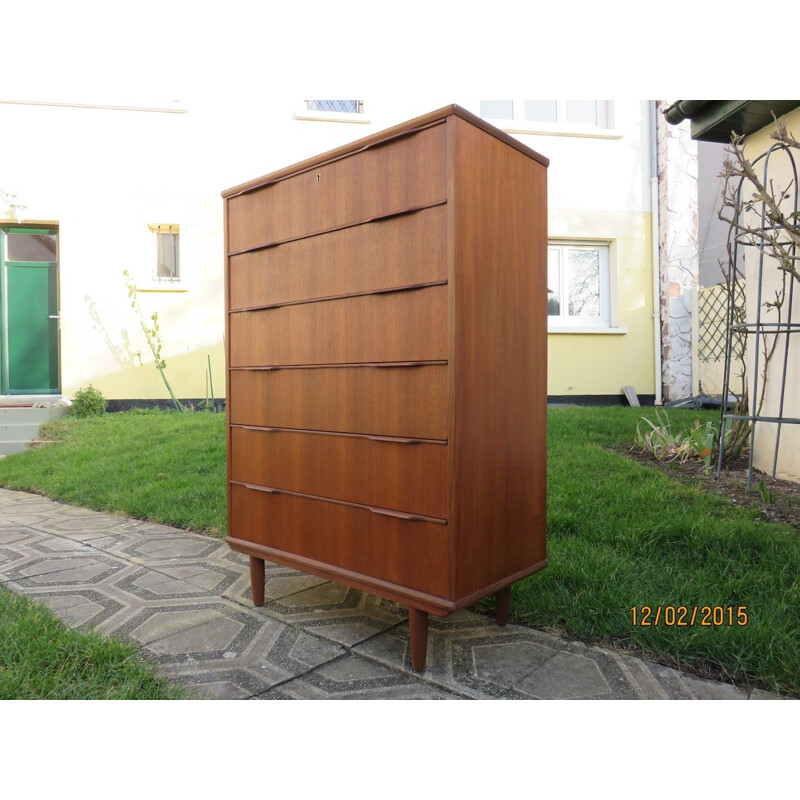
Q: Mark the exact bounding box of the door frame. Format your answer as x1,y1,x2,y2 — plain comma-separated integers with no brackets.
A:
0,224,61,396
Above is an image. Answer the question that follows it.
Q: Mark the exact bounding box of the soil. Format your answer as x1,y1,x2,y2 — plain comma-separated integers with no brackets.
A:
616,445,800,532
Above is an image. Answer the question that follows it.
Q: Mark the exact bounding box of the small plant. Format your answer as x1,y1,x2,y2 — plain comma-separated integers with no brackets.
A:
758,480,775,504
634,408,687,463
684,419,717,474
68,385,107,418
634,409,738,475
123,270,185,412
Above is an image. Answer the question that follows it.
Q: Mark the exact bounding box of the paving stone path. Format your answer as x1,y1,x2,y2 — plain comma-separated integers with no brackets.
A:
0,487,782,700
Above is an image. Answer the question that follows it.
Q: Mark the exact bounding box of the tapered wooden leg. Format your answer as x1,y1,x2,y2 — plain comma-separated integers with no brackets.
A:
249,556,265,606
408,607,429,672
495,586,511,626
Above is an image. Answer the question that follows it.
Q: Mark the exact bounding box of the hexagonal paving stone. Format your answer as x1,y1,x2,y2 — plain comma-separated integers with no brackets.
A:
155,561,242,596
0,527,44,547
471,640,559,687
116,602,262,663
119,536,223,562
4,554,127,588
0,546,29,567
34,589,125,631
225,568,329,606
517,650,613,699
259,654,463,699
115,567,216,601
354,612,567,699
36,515,129,533
262,583,408,647
28,537,97,555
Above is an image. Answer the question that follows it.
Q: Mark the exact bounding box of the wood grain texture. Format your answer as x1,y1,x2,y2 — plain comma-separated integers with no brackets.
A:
224,107,548,625
249,556,265,606
229,482,450,598
227,123,446,253
229,205,447,310
449,115,548,599
228,365,448,439
229,285,447,367
230,426,448,519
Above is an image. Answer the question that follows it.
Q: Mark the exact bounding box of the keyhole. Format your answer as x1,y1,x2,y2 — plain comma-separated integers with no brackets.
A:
316,173,321,183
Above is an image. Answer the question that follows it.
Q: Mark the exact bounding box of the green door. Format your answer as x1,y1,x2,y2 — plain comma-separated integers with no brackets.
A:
0,227,60,395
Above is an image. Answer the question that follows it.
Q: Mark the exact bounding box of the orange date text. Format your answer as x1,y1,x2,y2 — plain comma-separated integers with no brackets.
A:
630,605,748,627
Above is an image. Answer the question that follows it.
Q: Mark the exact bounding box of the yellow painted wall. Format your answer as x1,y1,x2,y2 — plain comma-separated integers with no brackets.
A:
546,209,655,396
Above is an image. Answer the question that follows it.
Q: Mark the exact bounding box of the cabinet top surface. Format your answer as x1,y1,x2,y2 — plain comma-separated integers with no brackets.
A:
222,104,549,199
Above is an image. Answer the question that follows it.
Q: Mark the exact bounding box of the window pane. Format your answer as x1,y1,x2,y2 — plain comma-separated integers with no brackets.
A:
547,248,561,316
566,248,600,318
306,100,362,113
565,100,599,126
480,100,514,120
6,233,57,262
157,233,179,279
525,100,557,123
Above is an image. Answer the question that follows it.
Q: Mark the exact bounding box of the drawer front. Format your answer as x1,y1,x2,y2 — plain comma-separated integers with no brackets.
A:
228,365,448,439
229,285,447,366
229,482,450,598
227,123,447,253
228,205,447,310
231,426,447,520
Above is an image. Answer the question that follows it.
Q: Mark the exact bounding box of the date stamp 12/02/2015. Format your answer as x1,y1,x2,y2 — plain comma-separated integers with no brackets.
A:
630,606,749,627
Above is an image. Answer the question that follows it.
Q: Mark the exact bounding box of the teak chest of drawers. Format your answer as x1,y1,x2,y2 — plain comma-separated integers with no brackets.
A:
223,105,549,671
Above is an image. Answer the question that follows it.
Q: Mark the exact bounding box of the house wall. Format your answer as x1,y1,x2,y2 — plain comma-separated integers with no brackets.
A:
741,107,800,481
1,97,656,402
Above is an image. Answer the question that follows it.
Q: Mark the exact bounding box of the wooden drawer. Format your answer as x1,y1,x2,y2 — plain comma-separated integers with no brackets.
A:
228,364,447,439
229,482,450,598
228,205,447,310
230,426,447,520
227,123,446,253
229,285,447,366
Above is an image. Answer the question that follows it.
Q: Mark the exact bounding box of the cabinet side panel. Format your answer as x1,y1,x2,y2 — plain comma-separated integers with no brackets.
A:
451,116,548,599
224,197,233,539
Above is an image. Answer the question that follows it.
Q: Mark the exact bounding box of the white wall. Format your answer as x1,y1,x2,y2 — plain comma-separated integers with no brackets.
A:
1,96,655,400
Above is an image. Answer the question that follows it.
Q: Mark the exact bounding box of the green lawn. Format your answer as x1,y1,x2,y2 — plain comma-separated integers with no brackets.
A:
1,406,798,696
1,408,227,535
0,583,187,699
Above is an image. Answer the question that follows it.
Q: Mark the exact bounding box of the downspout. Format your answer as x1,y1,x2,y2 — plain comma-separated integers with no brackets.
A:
650,100,664,405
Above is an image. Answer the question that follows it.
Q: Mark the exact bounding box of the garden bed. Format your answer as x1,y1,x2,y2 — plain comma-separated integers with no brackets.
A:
619,445,800,530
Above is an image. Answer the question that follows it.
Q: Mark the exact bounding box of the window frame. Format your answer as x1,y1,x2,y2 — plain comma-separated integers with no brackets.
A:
295,100,370,124
479,100,620,139
547,240,613,331
148,224,180,283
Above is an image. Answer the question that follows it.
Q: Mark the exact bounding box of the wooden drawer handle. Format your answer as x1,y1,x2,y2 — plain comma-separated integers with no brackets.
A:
365,435,422,444
367,506,429,522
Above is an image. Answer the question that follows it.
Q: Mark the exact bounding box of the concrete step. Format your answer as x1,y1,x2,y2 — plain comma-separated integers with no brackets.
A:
0,423,41,440
0,440,33,456
0,404,68,454
0,406,69,424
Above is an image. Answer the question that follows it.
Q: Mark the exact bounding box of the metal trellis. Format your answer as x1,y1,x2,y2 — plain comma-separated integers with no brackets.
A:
716,138,800,487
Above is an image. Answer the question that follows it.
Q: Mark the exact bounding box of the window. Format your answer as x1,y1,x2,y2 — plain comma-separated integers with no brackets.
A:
479,100,611,132
149,224,179,282
296,100,370,124
547,242,610,327
305,100,363,114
